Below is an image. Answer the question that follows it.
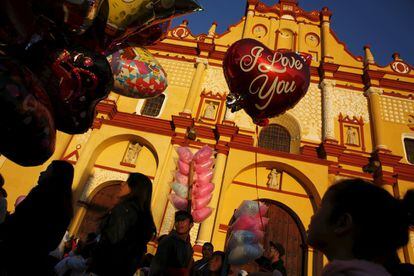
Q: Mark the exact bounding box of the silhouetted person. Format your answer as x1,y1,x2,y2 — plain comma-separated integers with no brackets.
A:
0,173,7,224
0,160,74,275
88,173,156,276
192,242,214,276
150,210,194,276
208,251,225,276
307,178,414,276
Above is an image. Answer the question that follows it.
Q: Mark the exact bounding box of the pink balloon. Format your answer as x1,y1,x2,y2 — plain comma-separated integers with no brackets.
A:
177,146,193,164
195,158,214,174
169,194,188,210
192,182,214,198
192,207,213,223
178,160,190,175
192,194,212,210
197,170,213,184
193,145,214,164
175,171,188,185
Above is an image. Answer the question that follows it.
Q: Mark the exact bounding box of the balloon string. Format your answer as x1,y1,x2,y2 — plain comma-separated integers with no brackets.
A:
255,125,264,231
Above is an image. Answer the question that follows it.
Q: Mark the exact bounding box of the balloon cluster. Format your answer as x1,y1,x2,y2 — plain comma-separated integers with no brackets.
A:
223,38,311,126
0,0,202,166
169,146,215,223
227,200,269,265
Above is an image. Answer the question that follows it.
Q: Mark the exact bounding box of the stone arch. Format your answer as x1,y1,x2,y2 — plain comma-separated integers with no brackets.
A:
71,133,161,234
267,112,302,154
235,160,320,211
77,180,123,240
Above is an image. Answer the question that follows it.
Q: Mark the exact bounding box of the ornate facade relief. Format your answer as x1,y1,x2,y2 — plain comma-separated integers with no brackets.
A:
156,58,195,88
290,84,322,142
380,95,414,124
332,88,370,123
201,67,230,94
81,167,128,201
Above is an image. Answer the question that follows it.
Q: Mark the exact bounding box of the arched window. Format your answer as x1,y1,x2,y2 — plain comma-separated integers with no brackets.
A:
141,94,165,117
404,137,414,164
259,124,291,152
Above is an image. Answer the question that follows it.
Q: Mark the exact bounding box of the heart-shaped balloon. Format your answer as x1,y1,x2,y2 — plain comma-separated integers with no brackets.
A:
32,47,114,134
107,46,168,99
223,38,311,125
0,56,56,166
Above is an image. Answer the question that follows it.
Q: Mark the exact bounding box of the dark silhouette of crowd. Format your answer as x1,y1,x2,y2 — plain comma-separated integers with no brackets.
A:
0,163,413,276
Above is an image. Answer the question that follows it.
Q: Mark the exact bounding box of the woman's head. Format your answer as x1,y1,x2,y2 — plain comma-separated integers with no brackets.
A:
38,160,74,189
307,178,414,261
209,251,225,273
120,173,153,211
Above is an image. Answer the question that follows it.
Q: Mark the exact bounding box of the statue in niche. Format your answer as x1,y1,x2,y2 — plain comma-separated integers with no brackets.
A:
267,169,281,189
123,142,142,164
203,101,217,119
346,126,359,146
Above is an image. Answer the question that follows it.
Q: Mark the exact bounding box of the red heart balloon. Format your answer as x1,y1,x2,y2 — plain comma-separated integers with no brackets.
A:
223,39,311,125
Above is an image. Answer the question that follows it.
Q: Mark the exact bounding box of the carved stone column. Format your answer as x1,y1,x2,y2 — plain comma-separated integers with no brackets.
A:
319,79,336,142
183,58,208,115
364,87,387,150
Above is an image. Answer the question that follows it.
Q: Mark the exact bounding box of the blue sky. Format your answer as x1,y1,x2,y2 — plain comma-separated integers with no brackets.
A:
172,0,414,66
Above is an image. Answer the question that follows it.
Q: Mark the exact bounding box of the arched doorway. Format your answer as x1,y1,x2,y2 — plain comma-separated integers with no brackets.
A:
261,199,307,276
77,181,122,241
227,199,307,276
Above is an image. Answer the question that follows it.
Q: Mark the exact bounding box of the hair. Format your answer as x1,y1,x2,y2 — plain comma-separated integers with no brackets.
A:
326,178,414,262
270,241,285,257
203,242,214,250
122,173,153,211
0,173,6,197
175,210,194,223
42,160,74,191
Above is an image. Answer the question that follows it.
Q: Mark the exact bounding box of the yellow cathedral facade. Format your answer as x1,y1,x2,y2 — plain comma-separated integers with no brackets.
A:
1,0,414,274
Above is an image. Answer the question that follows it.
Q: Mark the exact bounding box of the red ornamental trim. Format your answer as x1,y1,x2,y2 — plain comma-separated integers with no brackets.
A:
232,180,310,198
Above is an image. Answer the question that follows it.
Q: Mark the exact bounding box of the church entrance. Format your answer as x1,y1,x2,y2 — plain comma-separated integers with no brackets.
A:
262,199,307,276
228,199,307,276
77,181,122,241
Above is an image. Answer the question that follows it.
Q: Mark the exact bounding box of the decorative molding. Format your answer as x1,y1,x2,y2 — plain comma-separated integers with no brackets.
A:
380,95,414,124
290,84,322,141
201,67,230,94
156,57,196,88
81,167,128,201
333,87,370,123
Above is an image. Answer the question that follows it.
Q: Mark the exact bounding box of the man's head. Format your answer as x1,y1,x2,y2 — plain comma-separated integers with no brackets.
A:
202,242,214,259
269,241,285,260
174,210,194,235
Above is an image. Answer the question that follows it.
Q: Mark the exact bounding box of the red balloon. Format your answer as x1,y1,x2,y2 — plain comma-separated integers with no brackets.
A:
223,39,311,125
0,56,56,166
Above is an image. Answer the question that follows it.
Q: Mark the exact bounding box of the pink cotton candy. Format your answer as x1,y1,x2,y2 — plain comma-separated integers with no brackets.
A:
169,194,188,210
175,172,188,185
197,170,213,183
254,217,269,231
194,158,214,174
259,203,268,216
192,207,213,223
178,160,190,175
192,194,212,210
193,145,213,164
177,146,193,164
192,182,214,197
230,215,257,232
